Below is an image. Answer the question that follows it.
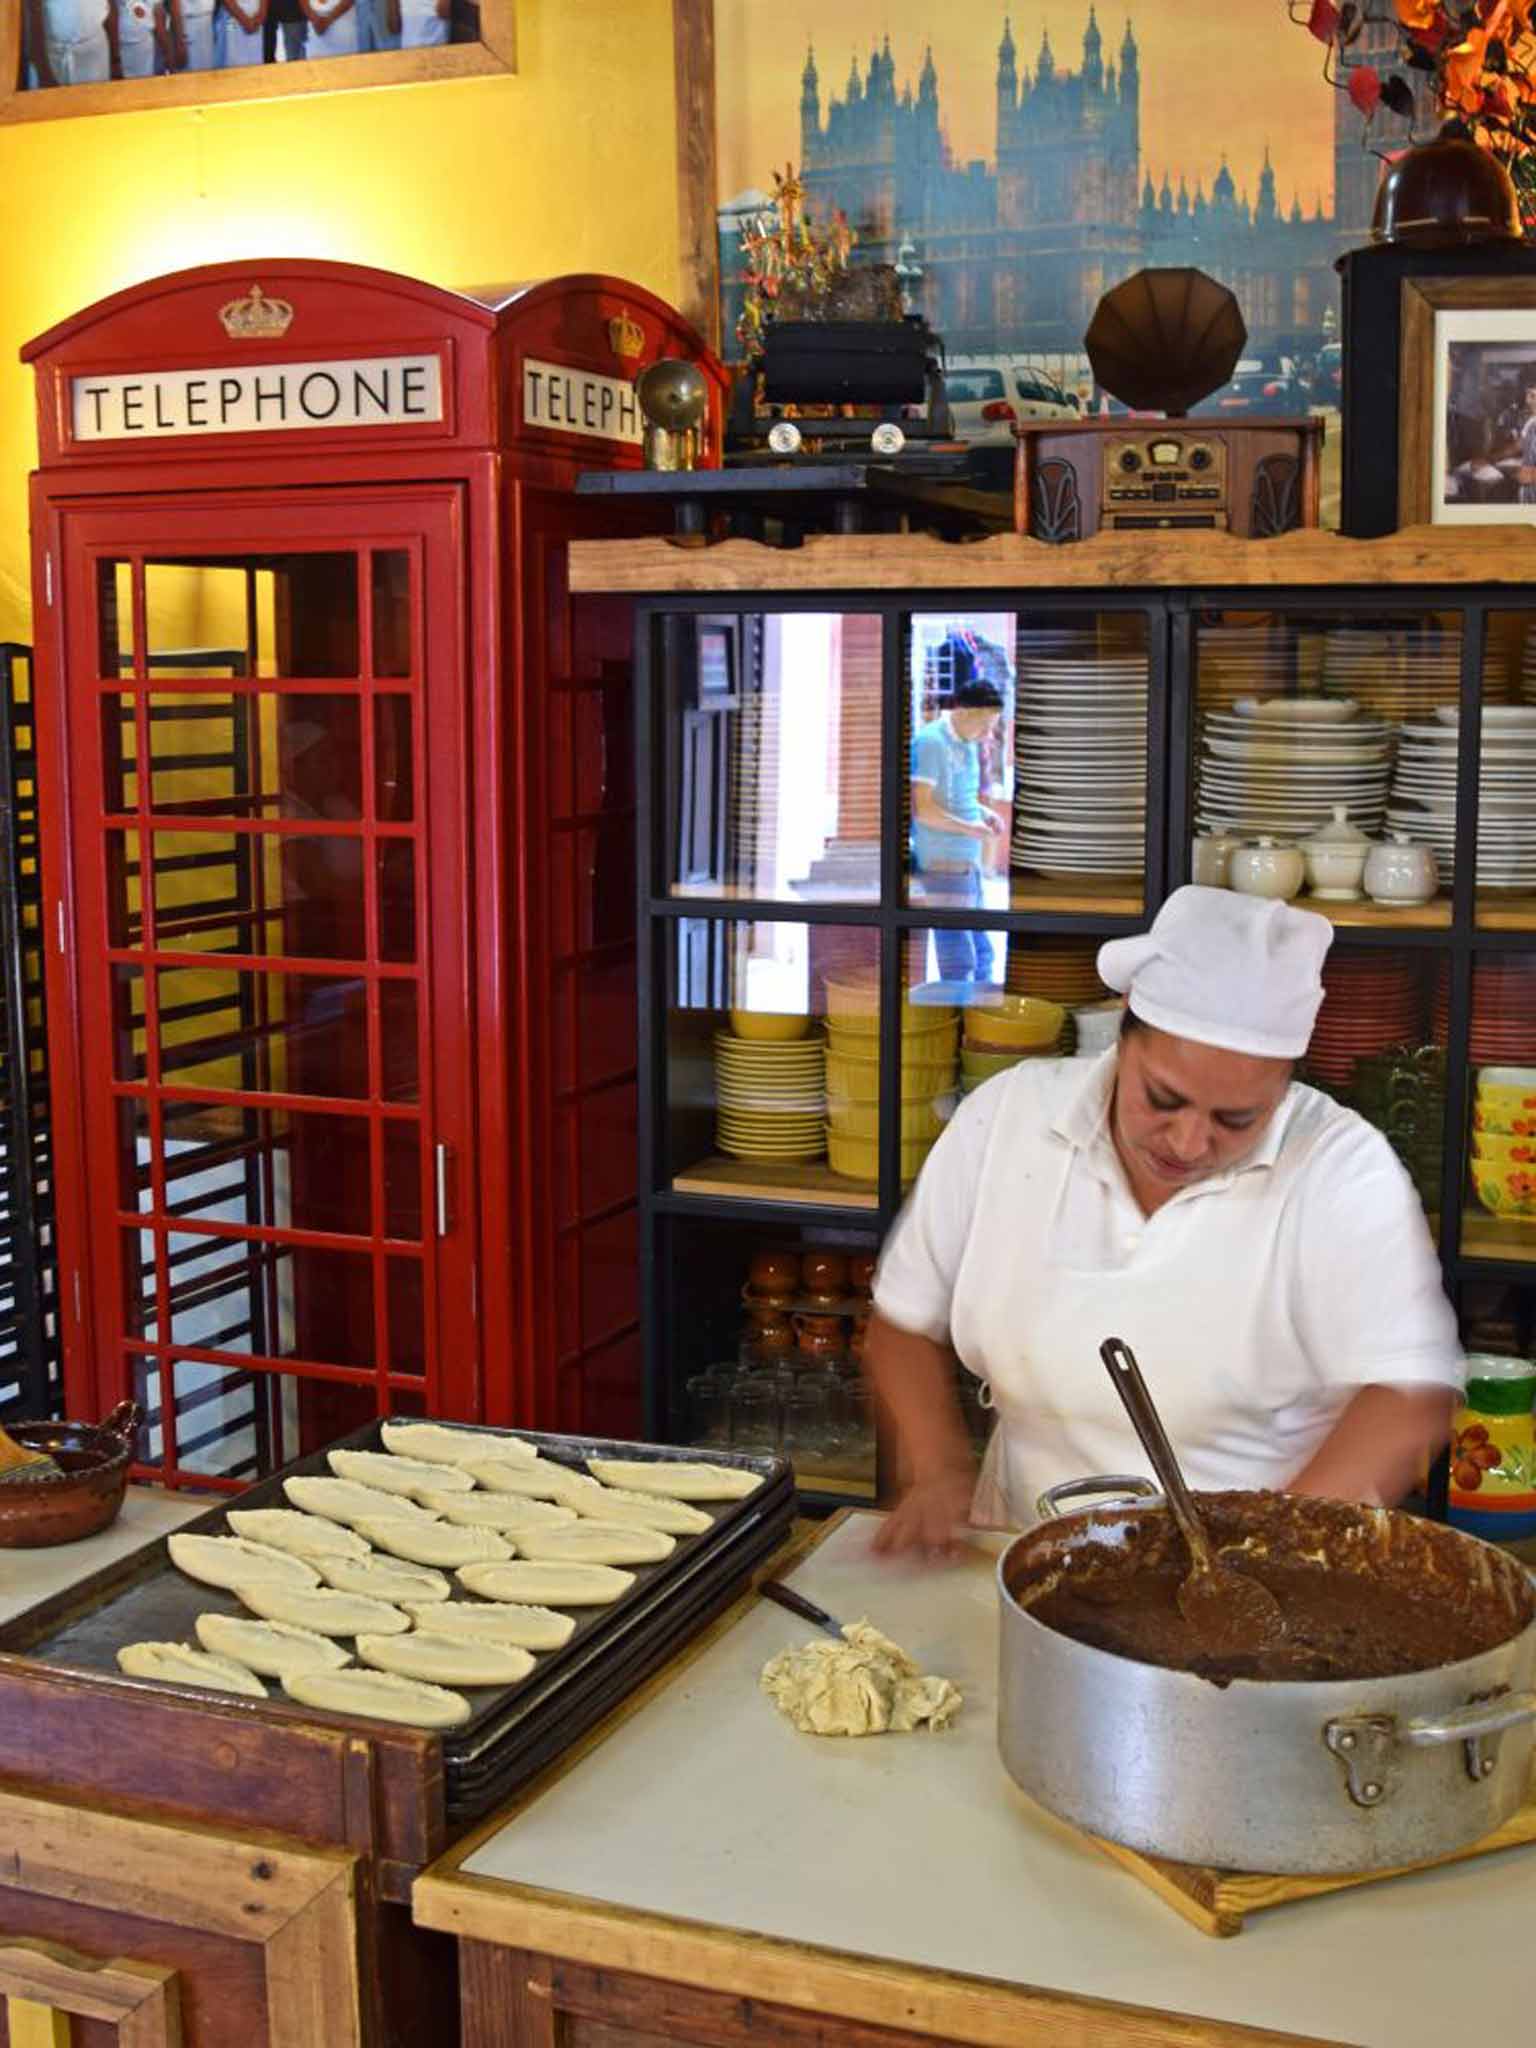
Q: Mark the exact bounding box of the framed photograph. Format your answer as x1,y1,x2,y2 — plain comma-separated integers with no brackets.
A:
0,0,513,122
1400,275,1536,527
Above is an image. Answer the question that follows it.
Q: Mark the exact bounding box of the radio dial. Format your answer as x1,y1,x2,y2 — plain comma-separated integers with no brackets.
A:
1118,448,1142,474
1188,444,1214,473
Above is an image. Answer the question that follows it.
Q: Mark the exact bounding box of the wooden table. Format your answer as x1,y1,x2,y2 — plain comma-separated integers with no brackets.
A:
414,1510,1536,2048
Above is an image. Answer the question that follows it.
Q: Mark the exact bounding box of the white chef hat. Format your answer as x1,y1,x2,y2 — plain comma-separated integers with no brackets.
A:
1096,886,1333,1060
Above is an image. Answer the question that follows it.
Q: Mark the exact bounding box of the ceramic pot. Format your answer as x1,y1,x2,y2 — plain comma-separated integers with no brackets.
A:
1364,833,1439,908
1299,805,1371,902
747,1250,801,1296
847,1252,877,1296
743,1305,795,1356
1228,836,1304,901
1191,826,1243,888
792,1312,846,1362
799,1250,849,1300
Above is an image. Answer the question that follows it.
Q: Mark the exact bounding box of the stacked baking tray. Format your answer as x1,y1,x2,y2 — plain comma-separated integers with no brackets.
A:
0,1421,795,1826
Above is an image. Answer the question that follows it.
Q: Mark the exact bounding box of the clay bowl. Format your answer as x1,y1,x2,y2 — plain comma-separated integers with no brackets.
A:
0,1401,142,1548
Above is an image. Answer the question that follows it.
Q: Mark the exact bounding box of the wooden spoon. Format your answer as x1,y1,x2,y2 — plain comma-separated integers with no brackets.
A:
1099,1337,1286,1653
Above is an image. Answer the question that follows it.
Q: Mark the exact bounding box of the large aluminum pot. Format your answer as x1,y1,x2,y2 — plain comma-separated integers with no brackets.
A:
998,1477,1536,1874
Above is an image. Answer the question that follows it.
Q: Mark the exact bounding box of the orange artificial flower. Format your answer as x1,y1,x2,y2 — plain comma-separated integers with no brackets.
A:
1395,0,1441,25
1445,28,1493,112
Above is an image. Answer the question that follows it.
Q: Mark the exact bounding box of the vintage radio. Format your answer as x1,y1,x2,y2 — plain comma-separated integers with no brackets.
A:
1013,417,1323,544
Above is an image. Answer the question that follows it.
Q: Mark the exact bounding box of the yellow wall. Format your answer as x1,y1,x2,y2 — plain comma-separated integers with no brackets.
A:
0,0,683,639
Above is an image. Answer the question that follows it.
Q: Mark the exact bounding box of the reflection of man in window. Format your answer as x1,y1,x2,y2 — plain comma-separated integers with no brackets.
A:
1518,383,1536,505
911,676,1006,986
24,0,111,83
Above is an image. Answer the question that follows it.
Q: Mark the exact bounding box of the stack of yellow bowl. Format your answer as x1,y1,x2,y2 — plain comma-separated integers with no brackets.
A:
1470,1067,1536,1218
960,994,1068,1095
822,978,958,1185
714,1011,825,1162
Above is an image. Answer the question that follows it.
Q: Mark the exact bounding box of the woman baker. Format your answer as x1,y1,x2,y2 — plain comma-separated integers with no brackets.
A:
867,887,1464,1553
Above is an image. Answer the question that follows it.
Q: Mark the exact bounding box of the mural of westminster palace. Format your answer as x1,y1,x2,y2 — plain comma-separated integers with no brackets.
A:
717,9,1431,370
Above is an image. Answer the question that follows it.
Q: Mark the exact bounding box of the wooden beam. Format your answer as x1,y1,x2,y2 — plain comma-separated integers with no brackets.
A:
568,522,1536,594
672,0,722,350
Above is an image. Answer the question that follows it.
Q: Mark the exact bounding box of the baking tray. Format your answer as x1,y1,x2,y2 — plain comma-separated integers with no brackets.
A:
0,1419,794,1815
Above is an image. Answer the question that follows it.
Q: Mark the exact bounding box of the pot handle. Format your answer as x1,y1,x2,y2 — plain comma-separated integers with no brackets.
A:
1035,1474,1160,1522
1400,1692,1536,1748
99,1399,144,1446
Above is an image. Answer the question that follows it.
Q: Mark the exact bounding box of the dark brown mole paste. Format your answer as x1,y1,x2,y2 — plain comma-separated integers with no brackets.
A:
1030,1558,1493,1682
1010,1491,1532,1685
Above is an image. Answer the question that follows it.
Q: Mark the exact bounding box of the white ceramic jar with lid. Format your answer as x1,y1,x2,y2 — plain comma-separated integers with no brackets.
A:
1191,823,1244,888
1363,831,1439,908
1298,804,1371,901
1227,836,1304,901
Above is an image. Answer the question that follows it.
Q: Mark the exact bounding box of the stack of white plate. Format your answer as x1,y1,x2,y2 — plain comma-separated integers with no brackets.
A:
1386,708,1536,889
1194,697,1393,839
1522,624,1536,705
712,1032,826,1162
1012,645,1148,881
1321,626,1461,723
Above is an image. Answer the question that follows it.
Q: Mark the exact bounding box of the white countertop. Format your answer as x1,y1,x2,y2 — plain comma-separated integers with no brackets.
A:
0,1485,208,1628
461,1509,1536,2048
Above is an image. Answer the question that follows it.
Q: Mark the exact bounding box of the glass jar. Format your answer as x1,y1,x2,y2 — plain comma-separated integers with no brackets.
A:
728,1371,781,1454
1449,1352,1536,1541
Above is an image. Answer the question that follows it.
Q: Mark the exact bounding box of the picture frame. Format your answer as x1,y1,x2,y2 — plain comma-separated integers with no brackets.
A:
1399,273,1536,527
0,0,514,123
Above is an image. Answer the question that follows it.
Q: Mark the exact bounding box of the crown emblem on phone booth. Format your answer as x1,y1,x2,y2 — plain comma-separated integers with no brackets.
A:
218,285,296,341
607,310,645,361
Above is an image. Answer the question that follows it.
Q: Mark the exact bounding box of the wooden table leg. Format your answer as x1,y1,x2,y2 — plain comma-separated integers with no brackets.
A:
458,1943,555,2048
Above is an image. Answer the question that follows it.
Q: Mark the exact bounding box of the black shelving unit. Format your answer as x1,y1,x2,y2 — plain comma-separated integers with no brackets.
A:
632,575,1536,1513
0,643,58,1423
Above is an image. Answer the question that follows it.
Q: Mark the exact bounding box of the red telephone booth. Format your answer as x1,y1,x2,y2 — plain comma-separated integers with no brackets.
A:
24,261,725,1488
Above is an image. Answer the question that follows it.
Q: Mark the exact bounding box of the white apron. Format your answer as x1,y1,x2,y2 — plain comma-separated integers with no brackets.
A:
949,1122,1350,1530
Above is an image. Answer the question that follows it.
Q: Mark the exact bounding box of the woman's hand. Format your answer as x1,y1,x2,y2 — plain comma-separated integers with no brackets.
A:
873,1464,976,1561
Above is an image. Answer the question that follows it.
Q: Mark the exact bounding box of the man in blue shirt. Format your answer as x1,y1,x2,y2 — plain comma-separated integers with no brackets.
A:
911,676,1006,985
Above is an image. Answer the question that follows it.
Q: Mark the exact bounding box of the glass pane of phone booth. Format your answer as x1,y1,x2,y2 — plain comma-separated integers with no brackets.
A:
905,609,1154,921
660,612,883,906
95,547,428,1482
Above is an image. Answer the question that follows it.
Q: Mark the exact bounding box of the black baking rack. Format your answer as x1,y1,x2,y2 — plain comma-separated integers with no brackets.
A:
0,1420,795,1825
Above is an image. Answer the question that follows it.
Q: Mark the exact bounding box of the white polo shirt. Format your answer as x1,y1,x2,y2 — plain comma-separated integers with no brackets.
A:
874,1049,1464,1526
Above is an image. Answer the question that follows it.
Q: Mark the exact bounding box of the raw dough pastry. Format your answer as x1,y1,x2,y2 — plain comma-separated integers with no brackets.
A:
564,1483,711,1535
380,1421,539,1469
315,1554,452,1604
235,1582,410,1637
117,1640,268,1697
403,1599,576,1650
168,1533,320,1593
195,1613,352,1680
586,1459,763,1501
282,1665,471,1730
457,1560,634,1607
761,1622,963,1737
461,1457,578,1502
226,1508,371,1561
514,1523,674,1567
352,1517,513,1569
419,1490,577,1532
328,1448,474,1499
356,1630,535,1688
284,1476,439,1527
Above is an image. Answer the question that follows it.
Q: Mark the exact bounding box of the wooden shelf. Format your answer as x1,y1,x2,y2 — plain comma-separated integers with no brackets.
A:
1460,1210,1536,1265
1005,875,1143,916
671,1156,879,1210
1310,895,1453,930
570,523,1536,595
1475,893,1536,933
